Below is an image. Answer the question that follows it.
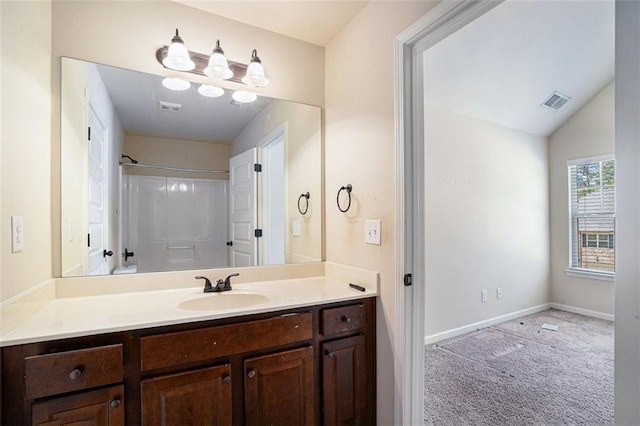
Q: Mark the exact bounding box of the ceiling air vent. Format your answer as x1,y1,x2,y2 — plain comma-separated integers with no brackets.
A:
541,91,570,111
158,101,183,113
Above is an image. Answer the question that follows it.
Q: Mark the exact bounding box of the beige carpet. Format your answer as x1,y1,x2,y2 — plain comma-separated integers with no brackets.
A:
424,308,614,425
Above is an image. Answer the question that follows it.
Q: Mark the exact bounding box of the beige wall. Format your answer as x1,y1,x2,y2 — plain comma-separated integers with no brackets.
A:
233,100,322,264
61,59,124,276
425,106,550,336
325,2,435,424
548,82,615,314
51,0,325,276
124,135,230,180
1,1,53,302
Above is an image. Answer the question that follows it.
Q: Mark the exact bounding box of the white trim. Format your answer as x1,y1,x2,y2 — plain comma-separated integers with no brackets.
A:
424,304,551,345
565,268,615,282
550,302,615,322
394,1,504,424
567,153,615,167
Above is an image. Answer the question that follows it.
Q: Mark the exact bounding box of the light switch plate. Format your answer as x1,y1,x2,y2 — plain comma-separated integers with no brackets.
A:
365,219,381,245
11,215,24,253
292,219,301,237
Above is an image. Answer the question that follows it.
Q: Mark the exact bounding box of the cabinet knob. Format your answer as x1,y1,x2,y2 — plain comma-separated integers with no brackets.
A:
247,368,257,379
325,350,334,358
223,375,231,384
110,398,121,409
341,315,352,324
68,367,83,381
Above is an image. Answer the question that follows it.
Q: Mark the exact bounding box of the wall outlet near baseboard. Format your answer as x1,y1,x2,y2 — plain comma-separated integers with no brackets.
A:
481,289,488,303
497,287,503,299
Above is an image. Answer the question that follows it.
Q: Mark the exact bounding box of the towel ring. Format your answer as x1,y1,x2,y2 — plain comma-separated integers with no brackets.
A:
298,192,310,215
337,184,352,213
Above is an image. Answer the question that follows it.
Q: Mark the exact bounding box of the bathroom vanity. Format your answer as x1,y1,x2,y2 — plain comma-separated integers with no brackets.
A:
0,269,377,425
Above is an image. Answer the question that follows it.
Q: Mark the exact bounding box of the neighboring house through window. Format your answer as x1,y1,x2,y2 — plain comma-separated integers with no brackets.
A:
568,156,615,273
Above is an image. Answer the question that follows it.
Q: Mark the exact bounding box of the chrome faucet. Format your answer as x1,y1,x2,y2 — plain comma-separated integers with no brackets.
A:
195,273,239,293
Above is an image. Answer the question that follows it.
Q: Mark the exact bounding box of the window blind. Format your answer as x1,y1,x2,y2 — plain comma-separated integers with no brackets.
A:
568,158,615,272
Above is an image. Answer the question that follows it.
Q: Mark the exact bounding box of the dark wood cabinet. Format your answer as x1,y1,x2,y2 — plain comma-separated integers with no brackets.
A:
141,364,232,426
322,335,366,426
244,346,314,425
1,297,375,425
31,384,124,425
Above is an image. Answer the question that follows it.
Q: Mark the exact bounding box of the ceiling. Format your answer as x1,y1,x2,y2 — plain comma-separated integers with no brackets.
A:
173,0,370,47
423,0,615,137
97,63,272,143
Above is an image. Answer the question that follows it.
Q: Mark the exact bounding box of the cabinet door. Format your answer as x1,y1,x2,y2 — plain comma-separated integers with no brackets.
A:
322,335,366,426
32,385,124,426
141,364,232,426
244,346,314,426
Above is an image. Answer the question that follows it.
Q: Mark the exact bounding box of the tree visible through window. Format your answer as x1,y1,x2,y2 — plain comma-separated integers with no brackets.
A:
569,157,615,272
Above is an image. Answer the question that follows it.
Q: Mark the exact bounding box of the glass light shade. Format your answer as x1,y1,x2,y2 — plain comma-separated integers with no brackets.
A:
204,52,233,80
198,84,224,98
162,30,195,71
162,77,191,91
242,61,269,87
232,90,258,103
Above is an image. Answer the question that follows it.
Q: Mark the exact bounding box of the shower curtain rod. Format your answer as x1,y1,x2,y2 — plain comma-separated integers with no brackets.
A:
119,161,229,174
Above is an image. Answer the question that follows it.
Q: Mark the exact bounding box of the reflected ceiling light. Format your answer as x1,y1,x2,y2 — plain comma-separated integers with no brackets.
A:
162,29,195,71
162,77,191,91
198,84,225,98
232,90,257,103
204,40,233,80
241,49,269,87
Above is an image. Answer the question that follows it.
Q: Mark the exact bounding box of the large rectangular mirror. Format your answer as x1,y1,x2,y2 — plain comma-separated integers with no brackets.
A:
61,57,322,277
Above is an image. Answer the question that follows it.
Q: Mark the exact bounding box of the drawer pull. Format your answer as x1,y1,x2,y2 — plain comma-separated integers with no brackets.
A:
341,315,352,324
68,368,83,381
247,368,257,379
110,398,121,409
325,350,334,358
223,375,231,384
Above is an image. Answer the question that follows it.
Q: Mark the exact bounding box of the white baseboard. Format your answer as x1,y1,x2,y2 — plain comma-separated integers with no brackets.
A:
425,303,551,345
550,302,614,322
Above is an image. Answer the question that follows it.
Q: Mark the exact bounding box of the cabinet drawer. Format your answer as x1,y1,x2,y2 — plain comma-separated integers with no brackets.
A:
322,303,365,337
141,313,313,371
25,344,123,400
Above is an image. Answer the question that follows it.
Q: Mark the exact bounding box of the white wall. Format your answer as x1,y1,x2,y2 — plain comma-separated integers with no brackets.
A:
325,2,436,424
548,82,614,315
425,106,550,335
614,1,640,422
0,1,52,302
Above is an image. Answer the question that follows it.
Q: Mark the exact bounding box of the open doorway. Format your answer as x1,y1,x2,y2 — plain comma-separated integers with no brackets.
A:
396,0,615,424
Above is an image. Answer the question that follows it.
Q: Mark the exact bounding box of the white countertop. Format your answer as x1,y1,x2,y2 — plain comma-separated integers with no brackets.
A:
0,276,377,347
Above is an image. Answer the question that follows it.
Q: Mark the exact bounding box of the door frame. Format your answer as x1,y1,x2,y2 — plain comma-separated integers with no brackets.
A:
393,1,503,424
256,124,287,265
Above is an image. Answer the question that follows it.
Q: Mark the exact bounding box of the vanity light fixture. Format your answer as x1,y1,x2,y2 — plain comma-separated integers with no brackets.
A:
157,39,269,87
162,29,196,71
204,40,234,80
198,84,225,97
242,49,269,87
232,90,258,103
162,77,191,91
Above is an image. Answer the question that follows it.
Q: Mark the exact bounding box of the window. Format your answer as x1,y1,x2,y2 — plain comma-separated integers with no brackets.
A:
568,157,615,273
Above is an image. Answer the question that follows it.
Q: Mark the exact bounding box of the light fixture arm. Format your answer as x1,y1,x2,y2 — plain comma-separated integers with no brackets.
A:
250,49,262,63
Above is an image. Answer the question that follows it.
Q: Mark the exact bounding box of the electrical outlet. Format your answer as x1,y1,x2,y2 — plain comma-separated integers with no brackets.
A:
497,287,503,300
11,216,24,253
481,289,488,303
292,219,301,237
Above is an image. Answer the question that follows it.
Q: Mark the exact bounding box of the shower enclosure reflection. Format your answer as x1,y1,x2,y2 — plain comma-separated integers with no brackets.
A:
60,58,322,277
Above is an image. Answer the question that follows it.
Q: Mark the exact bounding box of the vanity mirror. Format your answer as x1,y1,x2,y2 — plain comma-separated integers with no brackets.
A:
61,57,322,277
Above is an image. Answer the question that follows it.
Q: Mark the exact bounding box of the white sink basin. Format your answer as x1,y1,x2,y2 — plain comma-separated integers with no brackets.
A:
177,292,269,311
